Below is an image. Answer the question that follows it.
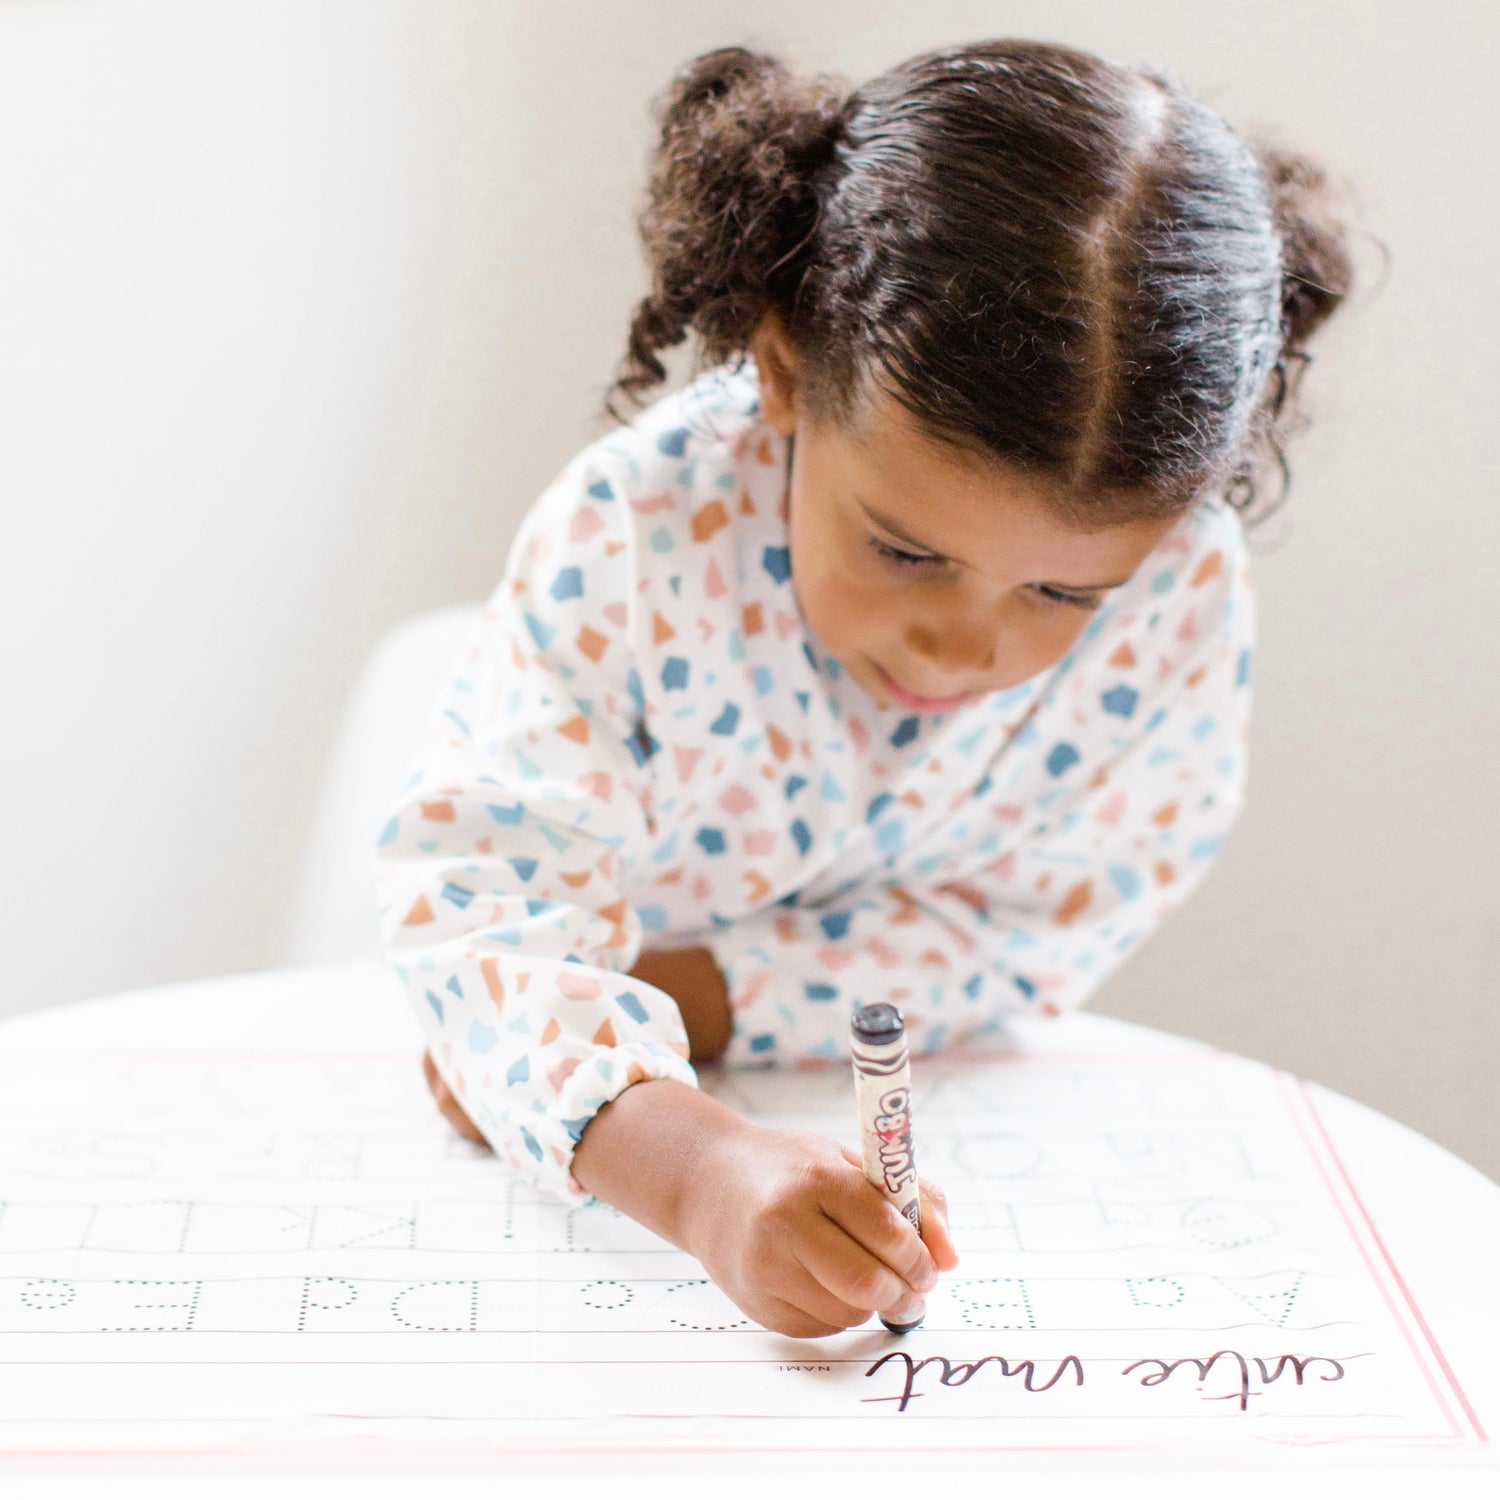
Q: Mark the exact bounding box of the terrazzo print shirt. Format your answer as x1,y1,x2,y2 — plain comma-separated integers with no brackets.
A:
374,364,1254,1203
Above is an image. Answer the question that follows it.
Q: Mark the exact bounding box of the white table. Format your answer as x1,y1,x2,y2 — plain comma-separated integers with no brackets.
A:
1,962,1495,1498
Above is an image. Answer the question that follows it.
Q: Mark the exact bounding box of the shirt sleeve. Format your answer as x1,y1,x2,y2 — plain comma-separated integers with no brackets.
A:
373,449,696,1202
703,510,1255,1065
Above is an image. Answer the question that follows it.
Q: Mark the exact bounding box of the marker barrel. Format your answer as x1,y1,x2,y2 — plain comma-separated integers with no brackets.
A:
850,1002,924,1333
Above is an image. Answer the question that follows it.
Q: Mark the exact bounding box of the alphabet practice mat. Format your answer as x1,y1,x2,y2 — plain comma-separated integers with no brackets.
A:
0,969,1485,1466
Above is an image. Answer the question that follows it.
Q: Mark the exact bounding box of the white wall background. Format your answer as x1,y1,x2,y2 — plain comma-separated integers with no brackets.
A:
2,0,1495,1178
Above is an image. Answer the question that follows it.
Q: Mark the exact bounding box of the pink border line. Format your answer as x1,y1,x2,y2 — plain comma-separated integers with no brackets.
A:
1296,1077,1486,1444
1270,1069,1464,1442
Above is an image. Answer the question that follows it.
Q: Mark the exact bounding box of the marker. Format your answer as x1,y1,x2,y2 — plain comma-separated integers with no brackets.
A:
851,1001,924,1334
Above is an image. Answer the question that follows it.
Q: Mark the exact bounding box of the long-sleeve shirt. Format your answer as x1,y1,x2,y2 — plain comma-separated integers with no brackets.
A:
373,363,1255,1202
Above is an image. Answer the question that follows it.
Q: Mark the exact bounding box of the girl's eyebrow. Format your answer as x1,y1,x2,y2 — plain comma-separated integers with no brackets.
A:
856,498,1135,591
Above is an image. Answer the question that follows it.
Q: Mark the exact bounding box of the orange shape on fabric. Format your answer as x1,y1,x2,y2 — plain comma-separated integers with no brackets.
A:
560,870,591,889
919,949,949,968
480,958,505,1009
592,1018,618,1047
578,770,612,801
743,603,765,636
1186,665,1208,689
420,800,455,822
599,899,629,925
603,602,628,628
1152,802,1179,827
704,558,728,598
401,895,435,926
766,724,793,761
739,488,756,516
743,869,772,905
1191,550,1224,587
548,1057,581,1093
625,1062,651,1087
756,436,774,465
558,714,590,745
1155,861,1176,886
668,1040,691,1059
1054,880,1093,926
652,611,676,644
558,972,603,1001
691,501,729,543
1109,641,1138,668
539,1017,561,1044
674,745,702,782
575,625,608,663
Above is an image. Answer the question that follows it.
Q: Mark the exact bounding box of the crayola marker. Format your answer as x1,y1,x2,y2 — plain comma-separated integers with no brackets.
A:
851,1001,924,1334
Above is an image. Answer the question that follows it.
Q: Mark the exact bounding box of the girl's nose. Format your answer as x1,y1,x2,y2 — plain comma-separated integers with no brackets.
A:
905,608,997,678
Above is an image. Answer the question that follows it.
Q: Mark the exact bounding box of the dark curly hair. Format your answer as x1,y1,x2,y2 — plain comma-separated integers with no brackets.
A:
611,41,1355,527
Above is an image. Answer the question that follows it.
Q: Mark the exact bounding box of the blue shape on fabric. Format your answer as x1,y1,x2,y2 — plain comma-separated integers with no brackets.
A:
587,476,614,500
819,911,852,940
866,792,895,823
1151,570,1176,595
891,716,921,749
1190,835,1225,861
616,989,649,1025
749,1034,776,1054
1013,974,1036,999
550,566,584,602
1108,865,1143,901
562,1117,591,1143
506,857,537,882
506,1055,530,1086
762,546,792,584
524,613,555,650
525,898,561,917
790,819,812,855
637,905,668,931
819,770,845,802
696,827,727,855
785,775,808,800
709,702,741,735
424,989,444,1025
657,426,691,457
795,691,811,713
1101,684,1139,718
626,667,646,712
753,665,774,695
650,526,674,554
1237,648,1252,687
486,802,525,825
876,821,904,856
624,724,660,767
964,974,983,999
1046,742,1081,777
378,815,398,846
1145,708,1168,733
805,983,839,1001
520,1127,542,1161
467,1021,498,1054
440,881,474,909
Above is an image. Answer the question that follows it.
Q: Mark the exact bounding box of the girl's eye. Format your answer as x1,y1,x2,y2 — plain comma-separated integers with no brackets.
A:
869,536,940,569
1032,584,1104,611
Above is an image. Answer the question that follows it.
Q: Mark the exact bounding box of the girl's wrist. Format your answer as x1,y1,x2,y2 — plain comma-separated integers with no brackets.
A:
570,1076,752,1251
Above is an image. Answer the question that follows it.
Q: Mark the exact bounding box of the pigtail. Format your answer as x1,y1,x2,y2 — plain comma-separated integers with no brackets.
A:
1225,144,1356,523
608,47,847,418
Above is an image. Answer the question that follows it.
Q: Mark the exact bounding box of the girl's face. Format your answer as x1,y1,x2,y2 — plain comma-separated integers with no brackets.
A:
752,321,1178,713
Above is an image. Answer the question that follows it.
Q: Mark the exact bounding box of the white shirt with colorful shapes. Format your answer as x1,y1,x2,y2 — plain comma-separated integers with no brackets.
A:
373,363,1254,1202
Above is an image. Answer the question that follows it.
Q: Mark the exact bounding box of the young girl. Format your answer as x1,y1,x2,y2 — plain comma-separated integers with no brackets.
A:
375,39,1352,1338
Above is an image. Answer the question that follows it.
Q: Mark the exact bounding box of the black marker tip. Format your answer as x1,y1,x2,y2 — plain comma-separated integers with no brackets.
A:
879,1312,925,1335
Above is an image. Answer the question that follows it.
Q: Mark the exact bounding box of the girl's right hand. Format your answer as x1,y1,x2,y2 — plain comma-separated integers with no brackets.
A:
680,1121,958,1338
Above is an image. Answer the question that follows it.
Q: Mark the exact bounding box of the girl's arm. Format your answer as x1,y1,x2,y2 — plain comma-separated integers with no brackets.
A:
421,946,955,1337
570,1076,956,1338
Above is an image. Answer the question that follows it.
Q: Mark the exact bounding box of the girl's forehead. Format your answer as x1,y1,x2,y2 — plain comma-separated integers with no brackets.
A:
830,389,1176,579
